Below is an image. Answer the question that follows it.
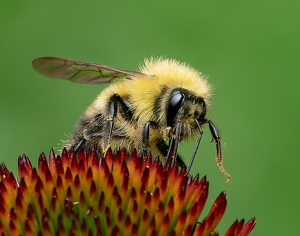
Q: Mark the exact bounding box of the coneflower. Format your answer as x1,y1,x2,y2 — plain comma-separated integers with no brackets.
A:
0,147,255,236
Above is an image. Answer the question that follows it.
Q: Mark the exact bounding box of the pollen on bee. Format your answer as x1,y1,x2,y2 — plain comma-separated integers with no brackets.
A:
104,145,111,154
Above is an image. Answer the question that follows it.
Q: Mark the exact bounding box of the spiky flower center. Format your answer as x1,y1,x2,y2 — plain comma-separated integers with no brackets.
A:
0,147,255,236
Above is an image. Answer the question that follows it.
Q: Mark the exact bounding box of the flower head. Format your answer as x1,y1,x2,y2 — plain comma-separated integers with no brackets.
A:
0,147,255,235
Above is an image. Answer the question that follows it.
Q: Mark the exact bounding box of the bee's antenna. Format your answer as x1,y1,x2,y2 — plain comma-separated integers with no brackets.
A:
186,118,203,174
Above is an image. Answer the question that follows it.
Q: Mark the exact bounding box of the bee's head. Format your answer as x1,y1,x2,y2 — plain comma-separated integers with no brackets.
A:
166,88,207,137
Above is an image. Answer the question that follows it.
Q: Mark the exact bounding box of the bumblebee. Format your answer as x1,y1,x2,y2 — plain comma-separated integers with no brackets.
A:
32,56,231,182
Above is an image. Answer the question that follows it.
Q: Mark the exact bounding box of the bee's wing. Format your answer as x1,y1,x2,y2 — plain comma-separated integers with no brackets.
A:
32,57,146,84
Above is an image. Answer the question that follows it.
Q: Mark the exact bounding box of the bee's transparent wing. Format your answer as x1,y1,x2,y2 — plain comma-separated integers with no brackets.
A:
32,57,146,84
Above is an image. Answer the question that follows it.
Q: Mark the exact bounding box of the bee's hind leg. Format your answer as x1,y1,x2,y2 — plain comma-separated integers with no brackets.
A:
74,138,86,152
74,131,122,153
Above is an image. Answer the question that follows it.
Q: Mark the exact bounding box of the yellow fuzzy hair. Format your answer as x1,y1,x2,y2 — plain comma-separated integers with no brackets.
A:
141,57,211,99
128,57,212,123
91,57,212,126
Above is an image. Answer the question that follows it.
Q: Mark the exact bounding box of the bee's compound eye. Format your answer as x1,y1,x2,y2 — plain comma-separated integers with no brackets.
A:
167,90,185,127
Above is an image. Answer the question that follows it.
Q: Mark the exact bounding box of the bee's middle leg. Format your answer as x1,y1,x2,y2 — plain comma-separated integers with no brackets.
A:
104,94,133,150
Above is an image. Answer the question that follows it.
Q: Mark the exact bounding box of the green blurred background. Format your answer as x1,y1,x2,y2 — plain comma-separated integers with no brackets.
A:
1,0,299,235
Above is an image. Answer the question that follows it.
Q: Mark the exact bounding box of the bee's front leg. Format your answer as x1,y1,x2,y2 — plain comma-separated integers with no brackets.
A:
208,120,231,183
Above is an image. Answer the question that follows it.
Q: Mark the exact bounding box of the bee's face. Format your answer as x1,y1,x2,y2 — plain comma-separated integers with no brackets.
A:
166,88,207,137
